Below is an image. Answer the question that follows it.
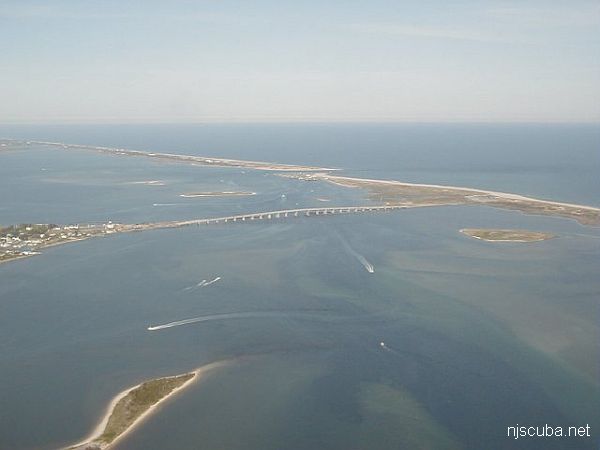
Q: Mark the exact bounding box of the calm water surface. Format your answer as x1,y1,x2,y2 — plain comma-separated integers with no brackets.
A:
0,124,598,450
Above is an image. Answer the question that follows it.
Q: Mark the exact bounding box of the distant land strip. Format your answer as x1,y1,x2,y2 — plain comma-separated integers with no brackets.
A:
4,139,336,172
7,138,597,225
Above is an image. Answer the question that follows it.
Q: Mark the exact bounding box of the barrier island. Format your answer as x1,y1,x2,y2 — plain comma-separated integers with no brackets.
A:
281,173,600,226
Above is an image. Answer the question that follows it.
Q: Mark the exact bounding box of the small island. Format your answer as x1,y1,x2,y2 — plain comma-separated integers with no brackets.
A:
180,191,256,198
69,373,194,449
67,362,228,449
460,228,555,242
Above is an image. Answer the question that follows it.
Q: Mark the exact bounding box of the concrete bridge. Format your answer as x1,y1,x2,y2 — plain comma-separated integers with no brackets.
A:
171,205,404,228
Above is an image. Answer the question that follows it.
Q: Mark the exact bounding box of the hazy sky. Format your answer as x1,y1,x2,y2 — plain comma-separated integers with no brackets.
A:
2,0,599,123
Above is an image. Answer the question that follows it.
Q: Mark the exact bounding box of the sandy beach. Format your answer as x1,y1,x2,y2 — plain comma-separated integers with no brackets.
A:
25,140,337,172
66,360,230,450
319,174,600,212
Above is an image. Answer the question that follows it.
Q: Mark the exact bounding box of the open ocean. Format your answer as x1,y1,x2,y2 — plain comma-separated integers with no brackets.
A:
0,124,598,450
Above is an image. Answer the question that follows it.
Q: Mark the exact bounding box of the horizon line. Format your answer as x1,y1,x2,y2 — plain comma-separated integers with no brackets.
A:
1,119,599,126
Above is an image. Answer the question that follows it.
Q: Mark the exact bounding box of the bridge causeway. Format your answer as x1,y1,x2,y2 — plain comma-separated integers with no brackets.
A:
171,205,404,227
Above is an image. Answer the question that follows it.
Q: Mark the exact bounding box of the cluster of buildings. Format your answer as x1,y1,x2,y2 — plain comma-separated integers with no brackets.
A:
0,222,118,261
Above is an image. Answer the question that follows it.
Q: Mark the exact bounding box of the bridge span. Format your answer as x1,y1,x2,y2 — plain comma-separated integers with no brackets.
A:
160,205,405,229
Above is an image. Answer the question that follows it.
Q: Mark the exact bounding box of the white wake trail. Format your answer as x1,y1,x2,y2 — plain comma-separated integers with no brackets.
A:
202,276,221,286
379,341,400,355
148,310,329,331
336,232,374,273
181,276,221,291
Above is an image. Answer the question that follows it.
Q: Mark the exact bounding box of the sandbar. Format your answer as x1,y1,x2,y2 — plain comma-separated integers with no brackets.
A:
66,361,229,449
460,228,555,242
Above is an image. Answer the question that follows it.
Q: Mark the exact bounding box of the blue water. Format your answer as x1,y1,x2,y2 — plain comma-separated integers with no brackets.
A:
0,124,598,450
2,123,599,205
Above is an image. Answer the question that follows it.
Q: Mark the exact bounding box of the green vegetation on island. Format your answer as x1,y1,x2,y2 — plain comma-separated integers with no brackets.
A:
282,173,600,226
70,372,195,449
460,228,555,242
99,373,194,444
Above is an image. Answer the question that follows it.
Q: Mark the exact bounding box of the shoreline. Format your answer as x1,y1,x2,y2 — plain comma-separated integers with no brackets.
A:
12,140,337,172
1,206,406,266
304,173,600,226
65,360,230,450
0,235,98,266
3,138,597,212
318,174,600,212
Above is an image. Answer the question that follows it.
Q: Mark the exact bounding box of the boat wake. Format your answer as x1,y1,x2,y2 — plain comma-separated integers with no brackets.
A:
336,232,374,273
148,310,329,331
182,277,221,291
202,277,221,287
127,180,166,186
379,341,400,355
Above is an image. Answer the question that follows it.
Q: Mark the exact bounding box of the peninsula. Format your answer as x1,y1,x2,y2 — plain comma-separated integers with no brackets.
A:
281,173,600,226
67,362,227,450
460,229,555,242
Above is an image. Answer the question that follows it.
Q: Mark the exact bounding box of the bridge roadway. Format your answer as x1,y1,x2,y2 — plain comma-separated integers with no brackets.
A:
161,205,405,228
